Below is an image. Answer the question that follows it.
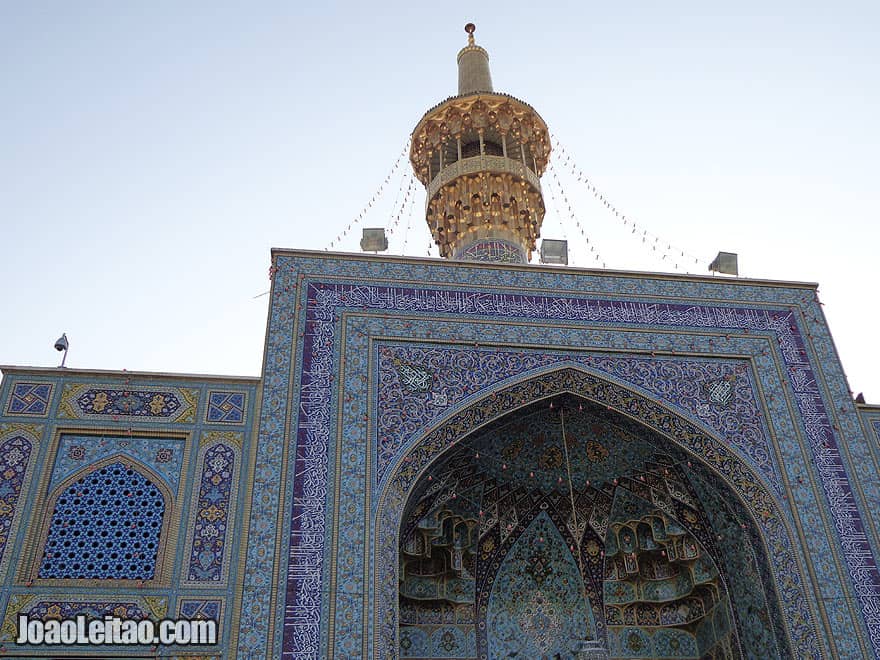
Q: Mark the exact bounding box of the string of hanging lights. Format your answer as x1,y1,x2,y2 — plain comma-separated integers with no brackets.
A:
546,162,606,268
326,139,411,250
550,134,704,272
385,165,410,232
538,160,568,242
399,177,419,256
384,173,416,243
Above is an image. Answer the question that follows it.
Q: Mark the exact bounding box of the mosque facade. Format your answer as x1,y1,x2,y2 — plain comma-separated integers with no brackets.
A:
2,25,880,660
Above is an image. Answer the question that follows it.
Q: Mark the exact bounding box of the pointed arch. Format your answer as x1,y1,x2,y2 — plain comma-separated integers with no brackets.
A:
375,365,822,659
31,454,174,583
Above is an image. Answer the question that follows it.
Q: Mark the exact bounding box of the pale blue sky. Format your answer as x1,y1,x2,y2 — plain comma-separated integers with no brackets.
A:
2,2,878,399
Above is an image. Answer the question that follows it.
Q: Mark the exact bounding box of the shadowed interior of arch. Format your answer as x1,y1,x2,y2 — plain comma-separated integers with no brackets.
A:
397,393,790,659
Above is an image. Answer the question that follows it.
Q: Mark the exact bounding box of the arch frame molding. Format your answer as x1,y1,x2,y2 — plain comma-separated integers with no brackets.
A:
252,260,880,659
374,366,819,659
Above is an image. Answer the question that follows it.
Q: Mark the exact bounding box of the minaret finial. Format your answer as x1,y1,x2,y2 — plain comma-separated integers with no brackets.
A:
410,26,551,263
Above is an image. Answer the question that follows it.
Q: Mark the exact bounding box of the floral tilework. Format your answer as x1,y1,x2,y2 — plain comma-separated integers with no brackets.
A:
5,383,53,416
237,261,297,658
0,436,32,565
51,434,184,493
486,511,593,658
58,383,198,424
24,598,148,622
187,443,236,582
375,345,778,492
206,391,246,424
78,388,181,416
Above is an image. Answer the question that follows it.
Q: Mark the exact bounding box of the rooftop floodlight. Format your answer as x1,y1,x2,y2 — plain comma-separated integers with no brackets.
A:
54,333,69,368
539,239,568,265
360,228,389,253
709,251,738,276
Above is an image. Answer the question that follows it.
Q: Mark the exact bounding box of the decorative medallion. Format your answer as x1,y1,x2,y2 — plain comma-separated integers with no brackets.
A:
703,375,735,407
393,359,433,393
585,440,610,463
77,389,180,416
58,383,198,423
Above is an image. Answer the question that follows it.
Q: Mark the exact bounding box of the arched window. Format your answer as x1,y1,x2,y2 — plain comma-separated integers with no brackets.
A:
38,462,165,580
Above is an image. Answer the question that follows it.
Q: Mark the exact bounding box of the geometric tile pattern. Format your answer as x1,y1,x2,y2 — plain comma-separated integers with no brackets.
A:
179,598,222,622
206,391,246,424
5,382,53,416
38,462,166,580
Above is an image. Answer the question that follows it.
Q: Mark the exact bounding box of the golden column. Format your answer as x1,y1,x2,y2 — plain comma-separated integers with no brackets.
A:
410,24,551,263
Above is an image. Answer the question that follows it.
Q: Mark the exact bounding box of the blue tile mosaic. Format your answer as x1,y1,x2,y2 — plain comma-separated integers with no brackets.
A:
38,462,166,580
50,434,184,493
206,391,246,424
6,383,52,416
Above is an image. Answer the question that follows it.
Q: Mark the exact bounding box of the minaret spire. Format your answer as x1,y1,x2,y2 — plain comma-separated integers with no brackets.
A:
457,23,493,95
410,24,551,263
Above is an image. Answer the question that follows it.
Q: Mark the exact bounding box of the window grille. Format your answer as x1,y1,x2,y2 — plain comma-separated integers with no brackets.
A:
38,462,165,580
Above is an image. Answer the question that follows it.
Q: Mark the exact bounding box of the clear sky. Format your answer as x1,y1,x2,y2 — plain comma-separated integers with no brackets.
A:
2,2,878,400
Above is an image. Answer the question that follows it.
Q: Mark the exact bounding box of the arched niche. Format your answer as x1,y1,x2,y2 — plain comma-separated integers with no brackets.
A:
31,454,174,584
376,367,820,659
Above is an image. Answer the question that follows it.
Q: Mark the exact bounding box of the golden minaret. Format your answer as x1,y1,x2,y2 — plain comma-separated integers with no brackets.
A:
410,23,551,263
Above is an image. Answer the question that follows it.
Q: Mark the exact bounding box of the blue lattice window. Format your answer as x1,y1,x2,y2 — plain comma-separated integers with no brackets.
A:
38,462,165,580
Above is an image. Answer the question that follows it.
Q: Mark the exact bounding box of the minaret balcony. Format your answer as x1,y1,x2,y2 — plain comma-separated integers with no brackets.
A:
426,154,542,202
